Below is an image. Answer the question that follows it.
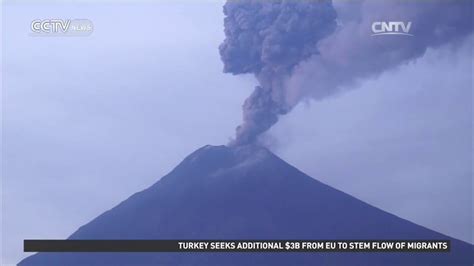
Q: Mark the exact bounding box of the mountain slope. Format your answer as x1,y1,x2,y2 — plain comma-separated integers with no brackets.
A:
19,145,472,265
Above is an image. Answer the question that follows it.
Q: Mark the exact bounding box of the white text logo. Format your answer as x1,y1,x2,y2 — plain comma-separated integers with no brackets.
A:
31,19,93,37
371,21,413,36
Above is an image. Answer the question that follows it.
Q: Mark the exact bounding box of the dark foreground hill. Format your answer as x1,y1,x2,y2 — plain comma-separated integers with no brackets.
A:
19,145,472,265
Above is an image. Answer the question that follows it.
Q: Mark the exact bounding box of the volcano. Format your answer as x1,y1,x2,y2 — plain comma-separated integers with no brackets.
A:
19,145,472,265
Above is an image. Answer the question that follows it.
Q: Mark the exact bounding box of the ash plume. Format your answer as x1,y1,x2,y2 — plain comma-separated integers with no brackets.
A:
219,0,337,145
220,0,473,146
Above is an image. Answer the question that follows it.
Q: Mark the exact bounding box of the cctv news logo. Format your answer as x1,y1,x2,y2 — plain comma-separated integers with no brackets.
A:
30,19,93,36
371,21,413,36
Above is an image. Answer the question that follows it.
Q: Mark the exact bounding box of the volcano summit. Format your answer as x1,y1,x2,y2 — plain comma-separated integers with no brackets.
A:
19,145,472,265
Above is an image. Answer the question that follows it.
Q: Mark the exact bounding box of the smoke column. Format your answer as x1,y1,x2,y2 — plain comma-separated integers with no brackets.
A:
219,0,337,145
220,0,472,146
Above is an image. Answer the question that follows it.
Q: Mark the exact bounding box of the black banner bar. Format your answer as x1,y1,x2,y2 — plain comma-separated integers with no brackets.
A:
24,240,451,253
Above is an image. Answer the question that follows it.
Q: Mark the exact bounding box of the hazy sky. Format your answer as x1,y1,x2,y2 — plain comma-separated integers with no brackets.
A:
2,1,472,265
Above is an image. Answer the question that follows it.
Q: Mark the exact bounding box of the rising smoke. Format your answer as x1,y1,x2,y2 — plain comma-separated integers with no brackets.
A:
219,0,337,145
220,0,473,146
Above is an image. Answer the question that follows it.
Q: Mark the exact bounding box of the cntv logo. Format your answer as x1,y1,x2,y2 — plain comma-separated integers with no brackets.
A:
371,21,413,36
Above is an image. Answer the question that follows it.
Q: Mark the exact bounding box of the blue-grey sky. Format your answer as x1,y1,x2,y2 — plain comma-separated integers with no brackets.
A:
2,1,472,265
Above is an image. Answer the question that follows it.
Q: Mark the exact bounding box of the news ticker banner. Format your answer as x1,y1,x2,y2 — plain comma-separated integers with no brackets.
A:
25,240,450,252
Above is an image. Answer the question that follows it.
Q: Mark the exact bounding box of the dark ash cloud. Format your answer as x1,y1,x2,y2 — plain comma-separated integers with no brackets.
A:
220,0,473,146
219,0,337,145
